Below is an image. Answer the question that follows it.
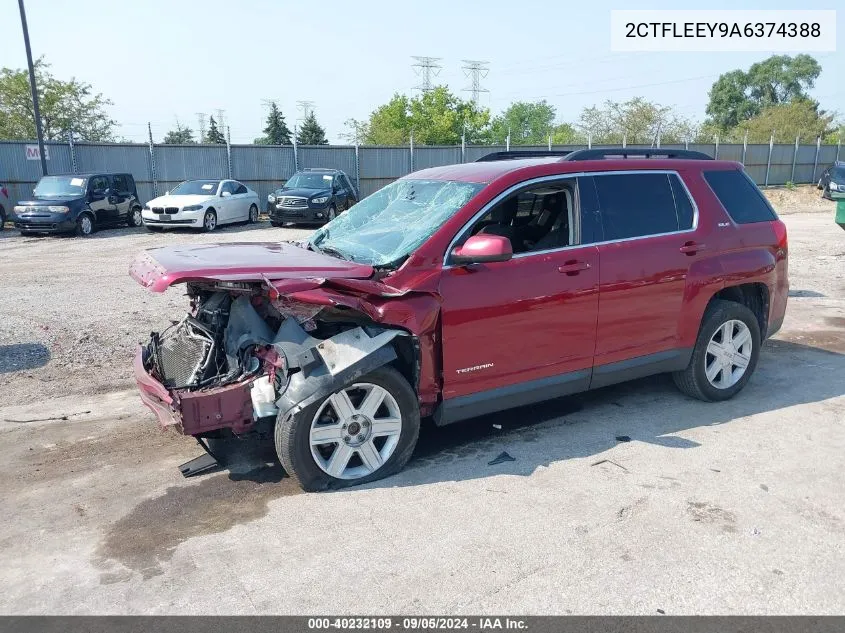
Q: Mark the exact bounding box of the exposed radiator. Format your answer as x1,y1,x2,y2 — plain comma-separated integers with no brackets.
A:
151,318,216,389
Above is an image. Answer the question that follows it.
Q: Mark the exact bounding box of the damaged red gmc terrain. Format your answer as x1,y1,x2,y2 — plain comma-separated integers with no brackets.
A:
130,149,789,491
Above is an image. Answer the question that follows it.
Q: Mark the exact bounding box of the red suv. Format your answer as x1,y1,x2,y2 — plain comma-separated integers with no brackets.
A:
130,149,789,491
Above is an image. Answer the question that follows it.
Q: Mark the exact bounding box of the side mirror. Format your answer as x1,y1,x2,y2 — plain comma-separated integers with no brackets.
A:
221,191,232,198
450,234,513,266
332,185,339,193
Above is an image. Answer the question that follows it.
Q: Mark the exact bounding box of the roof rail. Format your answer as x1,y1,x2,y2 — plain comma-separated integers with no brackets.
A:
302,167,337,172
475,150,573,162
562,148,714,161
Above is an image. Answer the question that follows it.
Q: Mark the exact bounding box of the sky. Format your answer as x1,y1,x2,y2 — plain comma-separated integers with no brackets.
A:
1,0,842,144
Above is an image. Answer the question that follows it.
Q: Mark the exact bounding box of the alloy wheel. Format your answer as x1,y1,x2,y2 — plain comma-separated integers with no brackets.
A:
250,206,258,223
705,319,752,389
80,215,93,235
204,212,216,231
309,383,403,480
132,208,143,226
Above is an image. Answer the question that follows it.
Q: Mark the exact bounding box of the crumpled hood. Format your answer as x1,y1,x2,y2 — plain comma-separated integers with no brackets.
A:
130,242,374,292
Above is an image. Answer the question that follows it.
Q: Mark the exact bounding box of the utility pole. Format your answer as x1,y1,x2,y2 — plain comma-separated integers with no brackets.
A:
17,0,47,175
195,112,207,141
461,60,490,103
411,56,442,93
296,101,315,120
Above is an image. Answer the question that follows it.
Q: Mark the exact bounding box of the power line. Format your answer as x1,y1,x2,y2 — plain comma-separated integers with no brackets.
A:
462,60,490,102
411,56,442,92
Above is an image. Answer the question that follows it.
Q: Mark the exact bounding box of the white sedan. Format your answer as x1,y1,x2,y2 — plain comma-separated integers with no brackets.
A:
142,179,260,232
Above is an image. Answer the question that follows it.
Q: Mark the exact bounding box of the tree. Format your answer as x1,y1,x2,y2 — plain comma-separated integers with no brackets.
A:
339,118,370,144
365,87,490,145
296,112,328,145
490,101,557,145
162,121,196,144
706,54,822,131
0,57,116,141
551,122,580,144
204,115,226,144
577,98,696,144
741,99,835,143
255,101,292,145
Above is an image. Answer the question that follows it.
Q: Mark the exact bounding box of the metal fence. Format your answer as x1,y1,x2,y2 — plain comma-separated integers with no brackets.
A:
1,139,841,206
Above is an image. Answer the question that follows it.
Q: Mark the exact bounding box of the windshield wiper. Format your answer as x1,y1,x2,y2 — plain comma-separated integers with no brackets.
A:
319,245,353,261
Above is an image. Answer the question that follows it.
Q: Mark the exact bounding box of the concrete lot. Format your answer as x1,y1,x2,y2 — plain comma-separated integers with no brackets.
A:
0,198,843,614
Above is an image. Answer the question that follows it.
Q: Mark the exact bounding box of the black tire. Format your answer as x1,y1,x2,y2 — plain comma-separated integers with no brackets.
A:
248,204,259,224
75,213,95,237
0,205,6,231
672,299,761,402
202,209,217,232
270,220,283,228
275,366,420,492
127,206,144,227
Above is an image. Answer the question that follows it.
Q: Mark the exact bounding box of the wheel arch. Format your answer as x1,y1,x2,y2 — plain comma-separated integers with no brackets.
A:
707,282,770,338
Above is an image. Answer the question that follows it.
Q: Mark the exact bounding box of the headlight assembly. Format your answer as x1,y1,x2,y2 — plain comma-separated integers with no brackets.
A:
182,204,204,212
311,196,330,204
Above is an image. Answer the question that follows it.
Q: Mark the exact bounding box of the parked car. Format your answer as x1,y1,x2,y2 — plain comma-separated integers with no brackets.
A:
817,161,845,200
0,183,9,231
142,179,260,232
13,173,143,236
267,168,357,226
130,149,789,491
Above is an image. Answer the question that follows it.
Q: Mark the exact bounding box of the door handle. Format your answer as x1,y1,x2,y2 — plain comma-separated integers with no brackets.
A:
679,241,706,255
557,260,591,275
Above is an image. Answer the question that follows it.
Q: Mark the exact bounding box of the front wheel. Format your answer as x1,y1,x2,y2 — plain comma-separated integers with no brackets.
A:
326,205,337,222
275,366,420,492
75,213,95,237
128,206,143,227
202,209,217,232
672,300,761,402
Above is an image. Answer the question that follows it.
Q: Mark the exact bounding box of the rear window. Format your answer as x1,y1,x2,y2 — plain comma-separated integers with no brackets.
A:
703,170,777,224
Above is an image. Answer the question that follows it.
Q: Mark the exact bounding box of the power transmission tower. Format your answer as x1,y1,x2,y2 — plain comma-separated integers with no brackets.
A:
215,108,227,136
296,101,315,120
461,60,490,102
195,112,206,141
411,56,442,93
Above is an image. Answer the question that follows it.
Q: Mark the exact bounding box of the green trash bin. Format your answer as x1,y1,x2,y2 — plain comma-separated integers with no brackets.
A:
837,200,845,231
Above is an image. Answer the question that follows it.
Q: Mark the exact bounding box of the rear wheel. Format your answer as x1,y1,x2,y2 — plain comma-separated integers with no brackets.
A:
202,209,217,232
248,204,259,224
673,300,761,402
0,205,6,231
275,366,420,492
128,206,143,227
75,213,95,237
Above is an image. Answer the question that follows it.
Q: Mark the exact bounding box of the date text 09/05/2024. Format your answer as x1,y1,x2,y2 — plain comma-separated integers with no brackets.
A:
307,617,527,630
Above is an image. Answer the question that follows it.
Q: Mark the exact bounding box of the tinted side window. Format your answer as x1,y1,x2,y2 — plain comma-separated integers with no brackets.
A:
576,176,603,244
221,182,236,195
235,183,248,194
594,173,679,240
90,176,109,193
111,175,128,192
669,174,695,230
703,170,777,224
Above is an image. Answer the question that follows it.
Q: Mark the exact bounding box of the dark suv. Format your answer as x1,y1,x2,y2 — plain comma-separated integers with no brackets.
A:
14,173,143,236
268,168,357,226
817,161,845,200
131,149,788,491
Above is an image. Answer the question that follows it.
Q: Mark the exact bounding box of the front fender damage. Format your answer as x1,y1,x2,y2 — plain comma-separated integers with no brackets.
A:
273,318,403,423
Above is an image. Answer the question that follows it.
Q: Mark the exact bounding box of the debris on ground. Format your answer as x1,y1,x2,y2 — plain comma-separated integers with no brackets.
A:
488,451,515,466
615,435,631,442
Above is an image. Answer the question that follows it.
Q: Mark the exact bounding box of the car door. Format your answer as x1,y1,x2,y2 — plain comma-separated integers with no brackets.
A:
218,181,237,223
333,175,349,210
234,182,251,219
342,174,358,206
588,171,702,384
111,174,131,219
87,175,117,224
437,176,599,421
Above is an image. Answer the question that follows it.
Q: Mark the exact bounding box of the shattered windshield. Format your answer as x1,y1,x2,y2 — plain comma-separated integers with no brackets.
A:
309,179,484,267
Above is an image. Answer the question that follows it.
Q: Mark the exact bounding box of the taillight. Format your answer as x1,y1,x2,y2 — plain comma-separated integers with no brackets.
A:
772,219,788,250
